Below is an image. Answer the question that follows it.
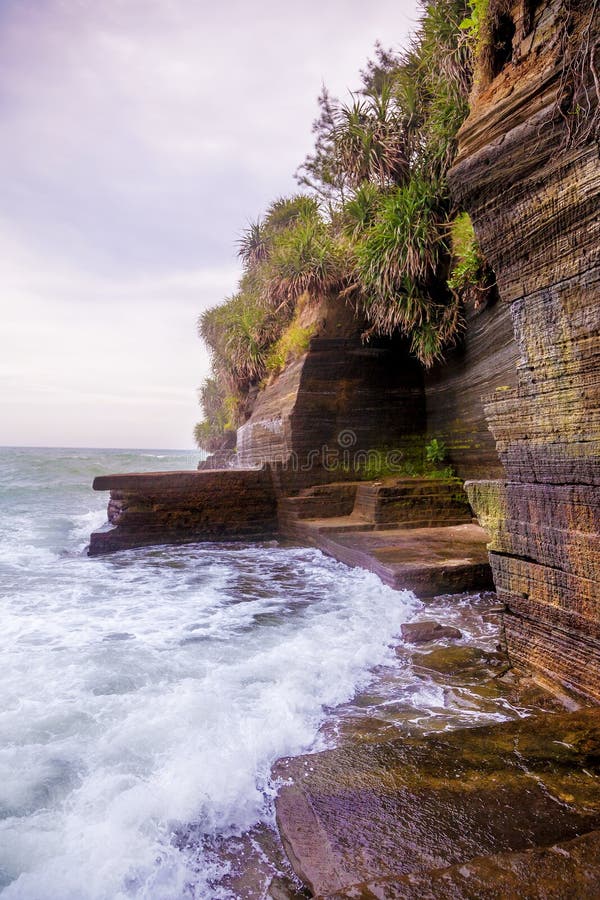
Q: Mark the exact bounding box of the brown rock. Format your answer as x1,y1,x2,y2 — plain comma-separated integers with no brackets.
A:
274,709,600,898
268,876,310,900
320,829,600,899
88,468,278,555
449,0,600,701
400,620,463,644
412,645,508,676
236,295,426,472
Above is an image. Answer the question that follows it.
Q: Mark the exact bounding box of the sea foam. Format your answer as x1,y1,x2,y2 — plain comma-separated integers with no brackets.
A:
0,448,420,899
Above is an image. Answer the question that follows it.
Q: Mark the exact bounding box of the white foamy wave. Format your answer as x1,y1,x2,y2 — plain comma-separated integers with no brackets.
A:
0,537,420,900
69,508,107,550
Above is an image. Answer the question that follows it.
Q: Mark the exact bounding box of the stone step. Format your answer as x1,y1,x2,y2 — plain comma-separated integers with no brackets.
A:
281,478,473,532
283,522,493,597
303,514,473,534
283,483,359,520
353,477,472,527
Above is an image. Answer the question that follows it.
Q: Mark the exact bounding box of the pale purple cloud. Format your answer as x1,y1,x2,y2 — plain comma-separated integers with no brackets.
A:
0,0,417,448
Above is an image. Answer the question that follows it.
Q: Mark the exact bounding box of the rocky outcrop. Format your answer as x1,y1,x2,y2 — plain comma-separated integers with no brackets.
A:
274,475,492,597
88,469,278,554
425,293,519,480
237,294,426,472
400,620,463,643
274,708,600,897
281,520,493,598
90,468,493,596
449,0,600,700
237,289,521,484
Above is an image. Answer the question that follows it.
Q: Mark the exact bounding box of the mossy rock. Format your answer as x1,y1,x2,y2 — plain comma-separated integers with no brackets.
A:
414,645,508,676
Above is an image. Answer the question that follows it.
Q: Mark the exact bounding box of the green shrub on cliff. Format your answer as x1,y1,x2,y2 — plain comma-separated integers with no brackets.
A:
459,0,489,48
333,82,410,189
263,212,348,309
448,212,494,307
193,378,237,453
195,197,346,449
291,0,485,366
195,0,494,449
198,292,284,410
266,316,316,375
354,176,448,334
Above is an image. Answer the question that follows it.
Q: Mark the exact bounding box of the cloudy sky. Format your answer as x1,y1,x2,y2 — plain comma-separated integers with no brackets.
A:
0,0,417,449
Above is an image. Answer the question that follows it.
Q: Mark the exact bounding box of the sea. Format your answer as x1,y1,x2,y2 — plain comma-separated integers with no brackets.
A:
0,446,530,899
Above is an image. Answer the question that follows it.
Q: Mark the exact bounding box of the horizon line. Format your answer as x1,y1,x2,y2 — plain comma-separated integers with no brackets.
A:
0,444,201,453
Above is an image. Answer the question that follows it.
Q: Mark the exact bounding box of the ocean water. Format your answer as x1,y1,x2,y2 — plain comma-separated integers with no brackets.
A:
0,447,423,899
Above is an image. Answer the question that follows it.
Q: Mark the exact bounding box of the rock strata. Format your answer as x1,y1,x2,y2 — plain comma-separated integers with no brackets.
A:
449,0,600,700
88,469,278,554
236,296,426,470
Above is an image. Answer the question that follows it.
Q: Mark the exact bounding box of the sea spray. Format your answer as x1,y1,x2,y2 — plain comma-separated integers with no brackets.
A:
0,448,420,899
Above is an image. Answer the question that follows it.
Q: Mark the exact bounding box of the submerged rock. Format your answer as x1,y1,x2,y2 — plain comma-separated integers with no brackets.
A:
268,875,311,900
400,620,462,644
412,645,508,676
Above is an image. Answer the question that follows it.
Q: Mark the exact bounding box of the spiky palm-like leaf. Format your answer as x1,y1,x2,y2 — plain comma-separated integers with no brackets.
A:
265,217,347,307
356,175,447,300
334,83,410,189
238,220,269,269
340,182,382,239
264,195,320,233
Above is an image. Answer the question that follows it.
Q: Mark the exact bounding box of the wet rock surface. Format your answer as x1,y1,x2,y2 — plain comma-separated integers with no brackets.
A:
320,829,600,899
400,620,462,644
411,645,508,677
274,709,600,898
285,522,494,599
317,592,564,748
197,593,565,898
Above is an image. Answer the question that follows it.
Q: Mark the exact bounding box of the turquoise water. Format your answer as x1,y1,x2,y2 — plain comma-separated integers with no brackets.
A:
0,447,421,899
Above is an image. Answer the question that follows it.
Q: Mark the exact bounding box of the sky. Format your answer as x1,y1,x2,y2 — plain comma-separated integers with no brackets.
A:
0,0,417,449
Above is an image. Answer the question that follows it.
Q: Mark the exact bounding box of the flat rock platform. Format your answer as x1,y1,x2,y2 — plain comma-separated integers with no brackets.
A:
286,521,493,598
274,708,600,898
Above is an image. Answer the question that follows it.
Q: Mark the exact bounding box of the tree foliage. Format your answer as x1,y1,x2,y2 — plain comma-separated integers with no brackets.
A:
195,0,494,449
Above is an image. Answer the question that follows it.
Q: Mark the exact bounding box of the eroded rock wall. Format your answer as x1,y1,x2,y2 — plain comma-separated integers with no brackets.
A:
237,294,426,479
451,0,600,699
88,469,278,554
425,294,519,480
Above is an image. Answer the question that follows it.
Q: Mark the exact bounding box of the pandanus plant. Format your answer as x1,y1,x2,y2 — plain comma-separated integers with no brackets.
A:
237,220,269,269
333,82,411,189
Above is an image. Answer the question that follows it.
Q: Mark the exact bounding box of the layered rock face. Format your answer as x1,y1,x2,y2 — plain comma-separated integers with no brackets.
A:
237,288,520,486
450,0,600,699
425,294,519,480
236,294,426,476
88,470,277,555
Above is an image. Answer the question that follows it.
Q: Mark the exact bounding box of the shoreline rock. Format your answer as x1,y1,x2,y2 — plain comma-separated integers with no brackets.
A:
274,709,600,897
400,620,462,644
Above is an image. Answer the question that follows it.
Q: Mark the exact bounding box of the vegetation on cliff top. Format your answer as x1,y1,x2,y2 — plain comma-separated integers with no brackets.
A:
196,0,492,452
